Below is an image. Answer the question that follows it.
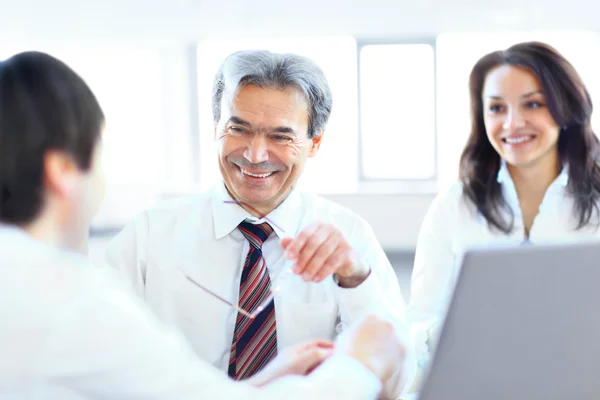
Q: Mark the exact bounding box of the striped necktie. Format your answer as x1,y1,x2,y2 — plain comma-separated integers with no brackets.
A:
228,221,278,379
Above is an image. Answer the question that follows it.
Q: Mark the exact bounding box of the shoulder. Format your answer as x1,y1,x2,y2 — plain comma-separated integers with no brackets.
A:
421,180,479,228
2,244,121,313
129,190,214,232
423,181,463,216
301,192,357,216
300,192,373,232
105,190,215,252
434,180,465,206
0,246,145,380
146,191,212,218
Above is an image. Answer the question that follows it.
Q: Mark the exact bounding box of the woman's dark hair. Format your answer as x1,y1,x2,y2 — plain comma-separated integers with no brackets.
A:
459,41,600,233
0,51,104,225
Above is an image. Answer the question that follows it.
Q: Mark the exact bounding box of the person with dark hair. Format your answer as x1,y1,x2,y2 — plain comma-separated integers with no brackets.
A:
407,41,600,368
104,49,414,398
0,51,409,399
0,51,106,252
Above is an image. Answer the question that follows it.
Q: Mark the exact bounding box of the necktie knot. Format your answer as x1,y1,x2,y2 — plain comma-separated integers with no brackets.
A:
238,221,273,249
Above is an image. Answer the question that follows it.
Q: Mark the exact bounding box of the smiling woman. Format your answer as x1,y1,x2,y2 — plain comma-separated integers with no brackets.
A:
461,41,600,233
407,40,600,370
481,66,561,186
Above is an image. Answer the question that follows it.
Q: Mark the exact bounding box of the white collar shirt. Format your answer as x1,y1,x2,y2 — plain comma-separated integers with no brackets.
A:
408,162,600,366
104,181,414,398
0,224,383,399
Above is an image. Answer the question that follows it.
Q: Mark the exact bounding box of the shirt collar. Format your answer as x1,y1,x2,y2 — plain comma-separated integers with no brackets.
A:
211,180,304,240
0,223,52,250
496,159,569,187
0,223,22,237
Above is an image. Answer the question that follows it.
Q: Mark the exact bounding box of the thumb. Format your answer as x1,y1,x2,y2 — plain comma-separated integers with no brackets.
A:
301,339,335,351
280,237,292,249
297,347,333,375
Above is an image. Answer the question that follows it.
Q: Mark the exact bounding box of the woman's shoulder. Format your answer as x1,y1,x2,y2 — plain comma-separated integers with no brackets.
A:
432,180,466,208
426,180,479,221
437,180,464,200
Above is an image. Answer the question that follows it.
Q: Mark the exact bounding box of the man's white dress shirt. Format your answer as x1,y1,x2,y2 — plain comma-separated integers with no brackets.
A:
0,224,384,399
408,162,600,367
104,182,414,398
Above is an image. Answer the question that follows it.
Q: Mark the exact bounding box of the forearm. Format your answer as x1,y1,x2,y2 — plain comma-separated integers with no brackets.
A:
336,265,413,398
337,265,406,328
243,369,275,388
380,335,417,400
258,356,382,400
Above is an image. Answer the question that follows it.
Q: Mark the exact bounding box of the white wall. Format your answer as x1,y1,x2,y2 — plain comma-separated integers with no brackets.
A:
1,0,599,40
4,0,598,251
324,193,434,250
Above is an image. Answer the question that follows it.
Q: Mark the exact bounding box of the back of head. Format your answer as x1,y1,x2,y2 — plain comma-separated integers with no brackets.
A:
0,51,104,225
211,50,333,138
459,41,600,232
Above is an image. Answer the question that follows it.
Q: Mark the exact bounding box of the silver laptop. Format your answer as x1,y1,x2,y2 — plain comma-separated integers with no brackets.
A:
417,241,600,400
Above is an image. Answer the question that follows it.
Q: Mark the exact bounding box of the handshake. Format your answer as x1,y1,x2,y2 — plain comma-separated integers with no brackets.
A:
247,314,409,389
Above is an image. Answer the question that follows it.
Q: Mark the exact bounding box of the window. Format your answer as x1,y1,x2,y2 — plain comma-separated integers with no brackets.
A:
196,36,359,193
0,42,184,228
0,42,168,188
359,43,436,180
435,30,600,190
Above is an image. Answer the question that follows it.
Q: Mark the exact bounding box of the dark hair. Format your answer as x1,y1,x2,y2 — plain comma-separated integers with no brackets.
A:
459,41,600,233
0,51,104,225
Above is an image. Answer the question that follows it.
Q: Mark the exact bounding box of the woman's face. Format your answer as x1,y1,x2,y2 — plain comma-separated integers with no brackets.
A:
482,64,560,170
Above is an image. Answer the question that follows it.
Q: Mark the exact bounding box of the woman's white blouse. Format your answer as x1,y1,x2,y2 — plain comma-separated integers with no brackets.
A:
407,163,600,366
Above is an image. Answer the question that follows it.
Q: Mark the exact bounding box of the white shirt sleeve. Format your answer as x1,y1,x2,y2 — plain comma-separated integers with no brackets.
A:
407,189,457,367
259,356,382,400
335,218,416,399
336,218,407,324
38,274,383,400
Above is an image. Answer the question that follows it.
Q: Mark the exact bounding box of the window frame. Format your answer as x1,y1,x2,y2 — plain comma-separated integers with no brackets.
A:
356,37,439,193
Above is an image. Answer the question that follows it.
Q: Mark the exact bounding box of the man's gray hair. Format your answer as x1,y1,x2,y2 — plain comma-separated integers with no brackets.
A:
212,50,333,138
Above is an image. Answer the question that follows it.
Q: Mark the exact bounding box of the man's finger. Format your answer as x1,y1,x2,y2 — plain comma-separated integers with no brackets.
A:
297,348,333,374
280,237,292,249
299,339,335,351
299,234,340,281
312,244,346,282
283,221,322,260
295,227,335,276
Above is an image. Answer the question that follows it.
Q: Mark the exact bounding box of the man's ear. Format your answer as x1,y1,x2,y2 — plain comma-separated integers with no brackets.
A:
43,151,79,197
308,130,325,157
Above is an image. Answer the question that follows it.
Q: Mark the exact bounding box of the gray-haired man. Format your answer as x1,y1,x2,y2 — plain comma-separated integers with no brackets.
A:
105,50,415,399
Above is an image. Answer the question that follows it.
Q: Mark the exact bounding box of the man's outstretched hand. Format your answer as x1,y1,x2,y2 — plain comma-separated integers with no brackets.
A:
245,339,334,387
